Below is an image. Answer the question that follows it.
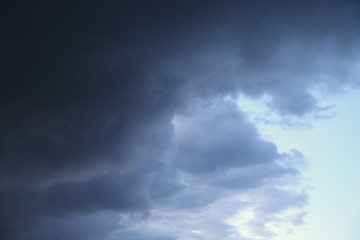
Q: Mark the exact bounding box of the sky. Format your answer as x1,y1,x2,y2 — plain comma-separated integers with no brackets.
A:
1,1,360,240
237,89,360,240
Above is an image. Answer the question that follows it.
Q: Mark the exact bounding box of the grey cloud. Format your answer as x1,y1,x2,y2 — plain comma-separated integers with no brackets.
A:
0,0,358,239
1,0,358,185
110,229,175,240
117,202,242,240
204,163,299,190
171,102,279,173
149,169,186,201
141,102,307,239
148,102,290,209
0,172,151,240
256,188,308,216
154,184,224,210
23,212,120,240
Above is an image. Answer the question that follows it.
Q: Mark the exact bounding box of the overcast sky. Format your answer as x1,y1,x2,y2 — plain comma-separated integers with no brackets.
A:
1,1,360,240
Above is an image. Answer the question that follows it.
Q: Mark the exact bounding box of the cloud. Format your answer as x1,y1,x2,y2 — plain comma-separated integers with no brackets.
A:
1,0,359,239
170,102,279,173
21,212,120,240
229,187,308,239
140,101,307,239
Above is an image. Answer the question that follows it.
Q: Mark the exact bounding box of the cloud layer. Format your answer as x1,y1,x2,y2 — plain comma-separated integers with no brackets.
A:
1,0,359,239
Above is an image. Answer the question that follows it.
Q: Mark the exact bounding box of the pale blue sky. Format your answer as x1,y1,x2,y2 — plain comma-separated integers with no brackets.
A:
238,90,360,240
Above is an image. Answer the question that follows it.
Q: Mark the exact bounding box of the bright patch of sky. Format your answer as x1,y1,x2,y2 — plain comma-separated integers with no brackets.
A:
236,89,360,240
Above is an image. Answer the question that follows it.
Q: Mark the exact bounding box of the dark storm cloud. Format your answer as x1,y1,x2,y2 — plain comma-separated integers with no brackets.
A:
1,0,359,239
0,174,149,217
17,212,120,240
0,172,152,240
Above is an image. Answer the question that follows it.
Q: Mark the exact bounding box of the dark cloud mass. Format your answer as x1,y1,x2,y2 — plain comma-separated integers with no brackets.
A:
1,0,359,239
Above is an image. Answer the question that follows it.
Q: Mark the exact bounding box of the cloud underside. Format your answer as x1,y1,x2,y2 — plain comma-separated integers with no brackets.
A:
1,1,359,239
